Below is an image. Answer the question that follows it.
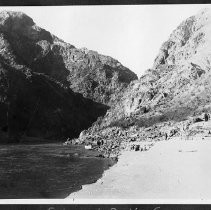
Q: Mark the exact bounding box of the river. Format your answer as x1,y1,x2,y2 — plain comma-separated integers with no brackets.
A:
0,143,115,198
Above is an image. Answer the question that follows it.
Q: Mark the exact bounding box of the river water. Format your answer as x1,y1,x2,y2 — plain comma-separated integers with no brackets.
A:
0,143,114,198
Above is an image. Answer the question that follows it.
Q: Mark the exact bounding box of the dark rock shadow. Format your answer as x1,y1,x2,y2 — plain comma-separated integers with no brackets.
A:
0,57,109,143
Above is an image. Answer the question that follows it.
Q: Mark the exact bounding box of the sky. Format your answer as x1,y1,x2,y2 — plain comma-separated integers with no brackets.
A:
1,5,211,77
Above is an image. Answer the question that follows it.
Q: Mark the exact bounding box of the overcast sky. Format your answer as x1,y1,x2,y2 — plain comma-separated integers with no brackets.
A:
1,5,211,77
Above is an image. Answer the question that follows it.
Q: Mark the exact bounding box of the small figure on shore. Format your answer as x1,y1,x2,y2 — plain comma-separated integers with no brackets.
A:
204,113,209,121
97,140,101,147
165,133,168,140
135,145,140,151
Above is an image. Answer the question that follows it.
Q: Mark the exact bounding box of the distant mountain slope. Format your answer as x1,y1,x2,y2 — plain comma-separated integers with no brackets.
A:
89,8,211,131
0,11,137,142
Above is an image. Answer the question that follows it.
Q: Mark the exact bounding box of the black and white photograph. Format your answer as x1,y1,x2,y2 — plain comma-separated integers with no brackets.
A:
0,3,211,202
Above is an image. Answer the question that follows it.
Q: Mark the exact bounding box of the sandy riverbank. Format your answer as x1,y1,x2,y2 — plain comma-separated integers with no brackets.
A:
68,137,211,199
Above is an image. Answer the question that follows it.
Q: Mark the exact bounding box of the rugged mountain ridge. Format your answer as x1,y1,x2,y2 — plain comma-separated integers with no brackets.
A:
98,8,211,128
0,11,137,105
74,8,211,156
0,11,137,142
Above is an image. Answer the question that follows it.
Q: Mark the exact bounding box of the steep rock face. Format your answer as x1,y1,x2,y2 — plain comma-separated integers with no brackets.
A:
0,11,137,106
0,56,108,143
0,11,138,142
153,8,211,69
66,49,137,105
88,8,211,132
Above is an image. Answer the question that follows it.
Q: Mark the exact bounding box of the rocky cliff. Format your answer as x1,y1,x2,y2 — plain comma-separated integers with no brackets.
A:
0,11,137,142
99,8,211,128
0,55,110,142
74,8,211,156
0,11,137,105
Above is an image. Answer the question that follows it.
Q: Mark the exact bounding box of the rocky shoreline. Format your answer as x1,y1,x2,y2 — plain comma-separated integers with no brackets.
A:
65,111,211,162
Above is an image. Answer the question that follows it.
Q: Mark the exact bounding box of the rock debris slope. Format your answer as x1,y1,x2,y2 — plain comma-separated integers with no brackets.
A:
75,8,211,156
0,11,137,142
